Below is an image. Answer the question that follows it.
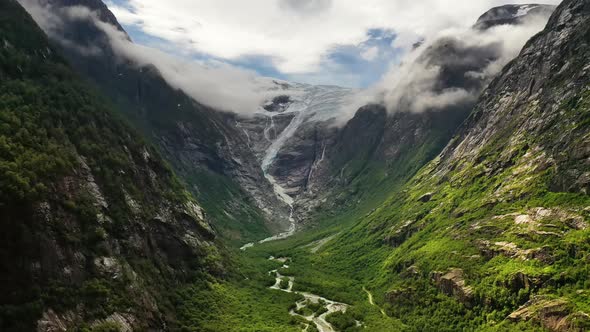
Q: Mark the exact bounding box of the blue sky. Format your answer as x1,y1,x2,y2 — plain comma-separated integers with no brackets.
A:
227,28,402,87
125,28,402,88
103,0,561,88
107,0,402,88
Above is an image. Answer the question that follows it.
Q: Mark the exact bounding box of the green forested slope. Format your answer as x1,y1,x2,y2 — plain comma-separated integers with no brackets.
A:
0,1,223,330
33,0,282,244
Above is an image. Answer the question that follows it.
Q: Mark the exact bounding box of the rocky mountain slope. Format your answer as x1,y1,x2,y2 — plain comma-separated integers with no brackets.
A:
19,0,293,243
315,0,590,330
235,82,353,220
18,0,559,247
239,3,556,226
0,1,223,330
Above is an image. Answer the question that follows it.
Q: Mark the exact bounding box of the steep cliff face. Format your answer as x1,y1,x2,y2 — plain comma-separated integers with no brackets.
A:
320,0,590,330
19,0,292,243
0,1,222,330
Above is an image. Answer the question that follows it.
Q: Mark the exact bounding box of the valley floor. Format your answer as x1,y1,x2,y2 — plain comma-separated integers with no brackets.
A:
177,226,403,332
176,183,590,332
174,190,409,332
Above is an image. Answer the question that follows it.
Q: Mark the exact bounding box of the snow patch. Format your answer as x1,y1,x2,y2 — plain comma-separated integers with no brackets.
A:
516,5,539,18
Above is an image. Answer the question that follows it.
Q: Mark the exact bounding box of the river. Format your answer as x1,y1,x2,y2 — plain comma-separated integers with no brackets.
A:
268,257,350,332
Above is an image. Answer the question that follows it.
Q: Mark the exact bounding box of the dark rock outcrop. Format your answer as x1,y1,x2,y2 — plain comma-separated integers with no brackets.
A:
263,95,293,113
508,296,589,332
430,268,474,306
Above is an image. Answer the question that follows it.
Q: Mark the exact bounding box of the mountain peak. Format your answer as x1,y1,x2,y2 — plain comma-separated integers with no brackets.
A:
474,3,556,29
44,0,125,32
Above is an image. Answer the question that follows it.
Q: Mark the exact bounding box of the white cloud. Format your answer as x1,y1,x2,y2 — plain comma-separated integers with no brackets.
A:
96,22,283,115
360,46,379,61
335,11,555,123
105,0,562,75
18,0,281,115
18,0,560,121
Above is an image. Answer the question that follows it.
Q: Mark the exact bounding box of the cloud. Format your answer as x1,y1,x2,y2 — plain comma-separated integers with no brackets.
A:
99,24,284,115
17,1,105,55
104,0,561,77
18,0,558,122
360,46,379,61
18,0,280,115
335,9,555,124
279,0,332,15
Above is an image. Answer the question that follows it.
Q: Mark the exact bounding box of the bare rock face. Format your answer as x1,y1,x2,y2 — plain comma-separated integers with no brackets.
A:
263,95,293,113
267,119,338,197
234,82,353,224
508,296,589,332
37,310,74,332
385,287,416,303
438,0,590,197
476,240,553,263
385,220,416,247
499,271,548,292
430,268,474,306
90,312,137,332
418,192,433,203
280,102,471,224
237,112,296,160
